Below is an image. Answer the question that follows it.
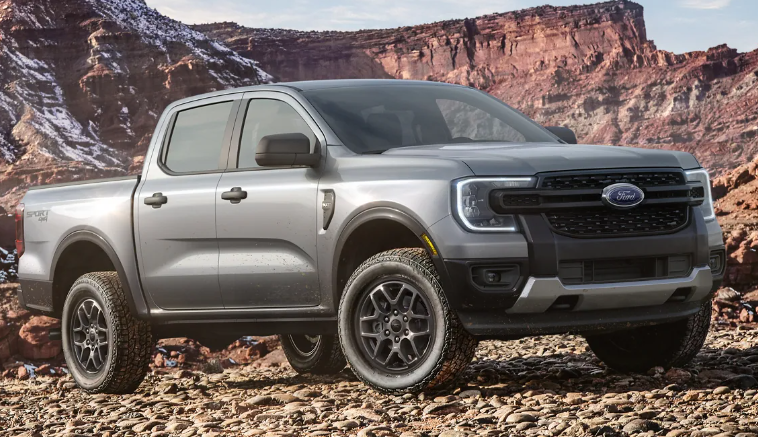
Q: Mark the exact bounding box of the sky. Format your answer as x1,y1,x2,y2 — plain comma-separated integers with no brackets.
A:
145,0,758,54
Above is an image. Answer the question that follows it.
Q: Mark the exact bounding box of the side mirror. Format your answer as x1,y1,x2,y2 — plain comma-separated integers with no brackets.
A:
255,133,320,167
546,126,578,144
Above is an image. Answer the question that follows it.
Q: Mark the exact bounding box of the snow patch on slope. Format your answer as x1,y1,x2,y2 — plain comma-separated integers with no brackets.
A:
0,35,122,168
86,0,272,84
0,0,272,188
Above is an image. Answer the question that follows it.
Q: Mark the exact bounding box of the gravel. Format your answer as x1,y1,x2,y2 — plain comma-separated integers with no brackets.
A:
1,328,758,436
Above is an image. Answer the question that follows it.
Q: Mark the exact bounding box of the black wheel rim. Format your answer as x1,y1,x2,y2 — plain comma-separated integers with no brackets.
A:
355,279,434,373
288,335,321,356
71,299,109,373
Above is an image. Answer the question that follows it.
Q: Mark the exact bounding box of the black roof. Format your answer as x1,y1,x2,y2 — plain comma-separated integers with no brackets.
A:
277,79,460,91
169,79,462,108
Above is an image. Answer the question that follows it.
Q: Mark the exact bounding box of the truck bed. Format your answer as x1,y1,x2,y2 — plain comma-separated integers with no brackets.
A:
17,175,142,313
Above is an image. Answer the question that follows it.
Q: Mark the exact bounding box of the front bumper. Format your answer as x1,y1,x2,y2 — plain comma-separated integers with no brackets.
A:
457,299,709,338
509,266,712,313
429,206,724,338
454,266,719,339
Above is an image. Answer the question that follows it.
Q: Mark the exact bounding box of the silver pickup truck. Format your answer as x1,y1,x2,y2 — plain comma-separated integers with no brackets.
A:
16,80,725,394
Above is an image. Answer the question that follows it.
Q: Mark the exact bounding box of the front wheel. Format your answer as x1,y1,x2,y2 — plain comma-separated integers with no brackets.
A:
584,301,711,373
279,334,346,374
62,272,153,393
338,248,477,394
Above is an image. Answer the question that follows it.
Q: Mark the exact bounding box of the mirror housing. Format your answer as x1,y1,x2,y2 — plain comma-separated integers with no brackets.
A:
546,126,578,144
255,133,320,167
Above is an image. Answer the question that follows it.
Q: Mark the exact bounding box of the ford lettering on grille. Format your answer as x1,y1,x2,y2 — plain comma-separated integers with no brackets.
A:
601,183,645,209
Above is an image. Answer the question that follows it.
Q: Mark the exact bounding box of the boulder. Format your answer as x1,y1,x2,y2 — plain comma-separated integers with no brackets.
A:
0,332,18,361
251,348,289,369
17,366,29,380
18,316,62,360
0,318,11,338
716,287,741,302
0,319,17,361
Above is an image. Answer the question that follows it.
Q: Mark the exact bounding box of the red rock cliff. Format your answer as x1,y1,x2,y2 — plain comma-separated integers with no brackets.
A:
196,0,758,175
0,0,269,209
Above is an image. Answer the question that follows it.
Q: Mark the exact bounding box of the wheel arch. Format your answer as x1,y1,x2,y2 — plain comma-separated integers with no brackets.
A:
51,230,141,317
331,206,443,306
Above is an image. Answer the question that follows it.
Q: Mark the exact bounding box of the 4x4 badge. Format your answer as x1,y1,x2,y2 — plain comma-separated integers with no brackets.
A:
601,183,645,209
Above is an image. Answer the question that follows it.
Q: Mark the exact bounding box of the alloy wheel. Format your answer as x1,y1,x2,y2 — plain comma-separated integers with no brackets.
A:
71,299,109,373
288,335,321,356
354,280,434,373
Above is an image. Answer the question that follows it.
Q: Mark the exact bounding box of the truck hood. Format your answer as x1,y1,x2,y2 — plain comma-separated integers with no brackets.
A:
380,142,700,175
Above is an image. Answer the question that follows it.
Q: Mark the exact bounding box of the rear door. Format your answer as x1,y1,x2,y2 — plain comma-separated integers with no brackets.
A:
215,92,324,308
136,96,240,310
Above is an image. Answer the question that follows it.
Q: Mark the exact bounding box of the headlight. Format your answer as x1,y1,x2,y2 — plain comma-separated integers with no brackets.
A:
685,169,715,222
453,177,536,232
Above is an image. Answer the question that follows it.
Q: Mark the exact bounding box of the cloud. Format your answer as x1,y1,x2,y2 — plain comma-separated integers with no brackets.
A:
679,0,731,9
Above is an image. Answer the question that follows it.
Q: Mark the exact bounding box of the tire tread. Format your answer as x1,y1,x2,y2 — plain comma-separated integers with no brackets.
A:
67,272,152,394
339,248,477,394
279,334,346,375
585,301,711,372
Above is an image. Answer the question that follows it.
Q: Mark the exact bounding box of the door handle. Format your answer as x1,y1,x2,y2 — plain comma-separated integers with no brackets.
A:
144,192,168,208
221,187,248,204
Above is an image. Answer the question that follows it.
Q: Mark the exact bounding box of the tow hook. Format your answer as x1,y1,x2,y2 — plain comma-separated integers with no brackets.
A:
49,328,62,341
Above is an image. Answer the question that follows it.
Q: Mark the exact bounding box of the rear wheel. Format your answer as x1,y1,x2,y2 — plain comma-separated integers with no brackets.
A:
62,272,153,393
279,334,346,374
584,301,711,372
338,248,477,394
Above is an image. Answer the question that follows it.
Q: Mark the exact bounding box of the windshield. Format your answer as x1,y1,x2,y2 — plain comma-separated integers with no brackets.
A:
302,84,559,154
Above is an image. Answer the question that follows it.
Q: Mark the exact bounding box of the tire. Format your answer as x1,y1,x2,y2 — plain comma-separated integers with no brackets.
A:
279,334,346,374
584,301,711,373
338,248,478,394
62,272,153,393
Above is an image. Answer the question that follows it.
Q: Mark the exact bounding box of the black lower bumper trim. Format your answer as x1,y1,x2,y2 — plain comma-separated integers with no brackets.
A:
458,300,705,339
441,258,528,311
18,279,54,314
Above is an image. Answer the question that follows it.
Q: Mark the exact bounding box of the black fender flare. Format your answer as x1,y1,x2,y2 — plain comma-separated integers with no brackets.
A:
331,206,445,305
51,230,147,317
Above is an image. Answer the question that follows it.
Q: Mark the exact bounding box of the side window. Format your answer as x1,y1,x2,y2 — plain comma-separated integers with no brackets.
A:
437,99,526,143
238,99,317,169
163,101,234,173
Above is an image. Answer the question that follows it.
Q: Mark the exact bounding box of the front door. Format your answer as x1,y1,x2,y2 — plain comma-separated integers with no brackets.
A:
215,94,323,308
137,98,238,310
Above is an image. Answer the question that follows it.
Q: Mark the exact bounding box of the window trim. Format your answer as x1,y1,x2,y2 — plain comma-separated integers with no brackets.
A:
226,91,326,172
157,99,242,177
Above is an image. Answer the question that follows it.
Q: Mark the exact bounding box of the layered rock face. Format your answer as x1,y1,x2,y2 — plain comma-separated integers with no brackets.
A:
0,0,269,210
197,0,758,175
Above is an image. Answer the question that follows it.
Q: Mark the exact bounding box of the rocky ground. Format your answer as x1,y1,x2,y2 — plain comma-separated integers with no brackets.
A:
0,328,757,437
2,285,758,437
0,282,287,379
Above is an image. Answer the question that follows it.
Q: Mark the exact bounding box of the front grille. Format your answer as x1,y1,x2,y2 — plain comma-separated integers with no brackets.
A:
690,186,705,198
498,194,541,207
546,204,689,237
559,255,692,285
541,171,684,190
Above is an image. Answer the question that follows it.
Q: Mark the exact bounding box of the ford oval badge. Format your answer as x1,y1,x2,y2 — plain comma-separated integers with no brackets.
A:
601,183,645,209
